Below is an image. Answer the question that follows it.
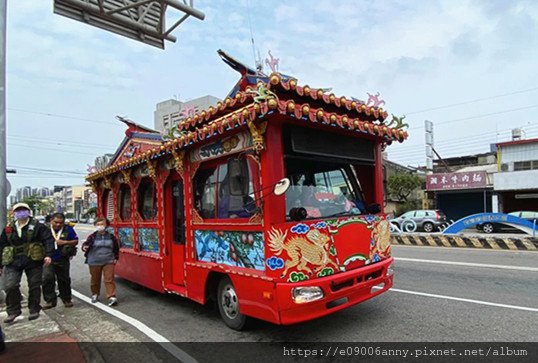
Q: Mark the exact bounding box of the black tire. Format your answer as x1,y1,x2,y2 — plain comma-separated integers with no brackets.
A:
423,222,434,233
217,276,249,330
482,223,494,234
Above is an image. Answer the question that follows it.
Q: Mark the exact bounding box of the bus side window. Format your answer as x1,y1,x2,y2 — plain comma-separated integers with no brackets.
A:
193,167,217,219
193,158,258,220
172,180,185,244
119,184,132,221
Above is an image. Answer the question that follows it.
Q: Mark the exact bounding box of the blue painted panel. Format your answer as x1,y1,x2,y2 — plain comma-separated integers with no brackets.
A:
443,213,536,235
194,230,264,270
139,228,160,253
118,228,134,248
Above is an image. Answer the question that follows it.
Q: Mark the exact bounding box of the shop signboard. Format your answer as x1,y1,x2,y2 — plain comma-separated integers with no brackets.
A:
426,171,487,191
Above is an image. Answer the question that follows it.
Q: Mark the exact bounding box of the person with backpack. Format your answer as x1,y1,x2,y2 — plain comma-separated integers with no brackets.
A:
0,203,54,323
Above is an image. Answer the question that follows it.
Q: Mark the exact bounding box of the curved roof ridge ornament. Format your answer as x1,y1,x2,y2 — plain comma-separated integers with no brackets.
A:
116,116,159,135
265,50,279,73
218,49,260,76
218,49,295,98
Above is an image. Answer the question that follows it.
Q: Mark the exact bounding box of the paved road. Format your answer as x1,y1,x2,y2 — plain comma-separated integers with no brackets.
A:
68,225,538,346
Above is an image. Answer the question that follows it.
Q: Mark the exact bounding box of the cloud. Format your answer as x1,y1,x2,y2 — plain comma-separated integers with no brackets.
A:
266,256,284,270
450,32,482,60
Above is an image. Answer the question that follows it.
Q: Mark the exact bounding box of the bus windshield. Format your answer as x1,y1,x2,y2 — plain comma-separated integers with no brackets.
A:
284,158,364,220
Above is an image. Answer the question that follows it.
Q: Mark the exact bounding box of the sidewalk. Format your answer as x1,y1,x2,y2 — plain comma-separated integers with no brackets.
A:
0,295,88,362
0,284,171,362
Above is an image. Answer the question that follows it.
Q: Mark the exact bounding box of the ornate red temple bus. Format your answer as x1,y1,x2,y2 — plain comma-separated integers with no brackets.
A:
87,51,408,330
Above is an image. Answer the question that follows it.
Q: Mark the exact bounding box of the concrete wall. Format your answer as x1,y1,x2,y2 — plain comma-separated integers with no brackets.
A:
494,170,538,191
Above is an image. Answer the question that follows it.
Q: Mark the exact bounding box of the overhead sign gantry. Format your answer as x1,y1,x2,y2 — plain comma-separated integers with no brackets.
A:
53,0,205,49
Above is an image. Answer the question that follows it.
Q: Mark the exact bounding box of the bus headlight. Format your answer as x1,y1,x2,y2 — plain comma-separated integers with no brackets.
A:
291,286,324,304
387,264,394,277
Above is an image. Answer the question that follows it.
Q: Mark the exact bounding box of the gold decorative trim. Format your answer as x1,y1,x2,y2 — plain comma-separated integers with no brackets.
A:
121,169,132,184
103,176,112,189
191,209,204,224
147,159,158,180
248,211,263,224
171,149,186,175
247,120,268,153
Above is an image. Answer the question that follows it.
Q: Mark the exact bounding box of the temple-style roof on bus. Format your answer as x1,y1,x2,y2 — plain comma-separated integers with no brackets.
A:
87,57,409,182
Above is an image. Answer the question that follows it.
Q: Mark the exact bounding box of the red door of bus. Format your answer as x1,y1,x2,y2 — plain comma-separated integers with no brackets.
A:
164,173,186,285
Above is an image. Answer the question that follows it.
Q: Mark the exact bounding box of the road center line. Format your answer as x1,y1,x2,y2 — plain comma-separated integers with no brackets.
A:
380,287,538,312
71,289,198,363
394,257,538,272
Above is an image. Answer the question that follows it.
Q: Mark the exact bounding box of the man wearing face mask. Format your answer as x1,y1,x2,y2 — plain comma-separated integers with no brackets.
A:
0,203,54,323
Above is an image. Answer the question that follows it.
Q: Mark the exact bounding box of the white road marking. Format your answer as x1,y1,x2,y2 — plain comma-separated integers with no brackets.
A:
71,290,198,363
373,287,538,312
394,257,538,272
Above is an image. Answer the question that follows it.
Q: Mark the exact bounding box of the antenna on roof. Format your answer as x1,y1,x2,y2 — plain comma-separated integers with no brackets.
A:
246,0,262,73
256,49,263,73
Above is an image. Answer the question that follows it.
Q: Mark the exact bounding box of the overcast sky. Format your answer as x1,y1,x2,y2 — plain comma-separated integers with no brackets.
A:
6,0,538,196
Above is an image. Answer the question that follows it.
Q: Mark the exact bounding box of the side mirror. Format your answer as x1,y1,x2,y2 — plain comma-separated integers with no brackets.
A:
274,178,291,196
289,207,307,221
366,203,381,214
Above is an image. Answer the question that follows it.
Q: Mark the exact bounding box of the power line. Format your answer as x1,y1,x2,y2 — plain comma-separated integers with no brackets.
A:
7,107,123,126
8,143,98,156
8,134,116,148
405,87,538,115
9,175,85,179
8,136,114,151
389,124,538,156
408,104,538,130
9,165,87,175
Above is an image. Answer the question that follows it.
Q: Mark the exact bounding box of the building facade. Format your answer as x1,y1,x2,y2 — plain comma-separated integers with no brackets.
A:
61,185,91,219
493,138,538,212
154,95,220,132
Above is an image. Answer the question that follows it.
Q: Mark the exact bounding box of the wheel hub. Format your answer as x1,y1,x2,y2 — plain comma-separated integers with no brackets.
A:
221,286,238,319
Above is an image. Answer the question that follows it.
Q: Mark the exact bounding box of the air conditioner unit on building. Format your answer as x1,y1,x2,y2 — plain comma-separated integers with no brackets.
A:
512,128,522,140
500,163,509,172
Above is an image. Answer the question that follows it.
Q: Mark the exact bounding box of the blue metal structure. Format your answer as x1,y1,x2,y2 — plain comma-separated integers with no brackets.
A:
443,213,536,236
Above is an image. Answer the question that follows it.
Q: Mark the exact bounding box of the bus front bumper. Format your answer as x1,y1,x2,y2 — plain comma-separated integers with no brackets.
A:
276,257,394,325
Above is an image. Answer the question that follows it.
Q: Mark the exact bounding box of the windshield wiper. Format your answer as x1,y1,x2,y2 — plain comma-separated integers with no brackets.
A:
324,211,353,218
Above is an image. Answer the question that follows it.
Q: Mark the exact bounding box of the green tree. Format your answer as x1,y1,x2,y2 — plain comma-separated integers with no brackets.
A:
387,173,422,203
21,195,51,215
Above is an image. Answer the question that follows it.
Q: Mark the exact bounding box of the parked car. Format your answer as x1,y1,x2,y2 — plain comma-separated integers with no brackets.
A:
390,209,448,233
477,211,538,234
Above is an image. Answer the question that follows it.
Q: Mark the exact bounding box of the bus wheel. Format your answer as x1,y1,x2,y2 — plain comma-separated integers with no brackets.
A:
217,276,248,330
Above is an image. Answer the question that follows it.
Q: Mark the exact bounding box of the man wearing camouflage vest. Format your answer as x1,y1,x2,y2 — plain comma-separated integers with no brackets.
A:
42,212,78,309
0,203,54,323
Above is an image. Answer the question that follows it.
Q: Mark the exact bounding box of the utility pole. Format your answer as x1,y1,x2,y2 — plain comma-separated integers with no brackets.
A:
424,120,434,210
0,0,7,229
425,120,434,174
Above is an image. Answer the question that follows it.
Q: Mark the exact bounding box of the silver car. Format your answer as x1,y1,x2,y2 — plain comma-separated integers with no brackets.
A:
391,209,448,233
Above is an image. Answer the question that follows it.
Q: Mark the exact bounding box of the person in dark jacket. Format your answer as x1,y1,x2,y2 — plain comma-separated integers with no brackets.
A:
0,203,54,323
42,212,78,309
81,218,119,306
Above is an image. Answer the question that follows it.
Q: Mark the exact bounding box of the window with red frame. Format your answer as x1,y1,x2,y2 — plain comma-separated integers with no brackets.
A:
138,178,157,220
119,184,132,221
193,157,259,220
